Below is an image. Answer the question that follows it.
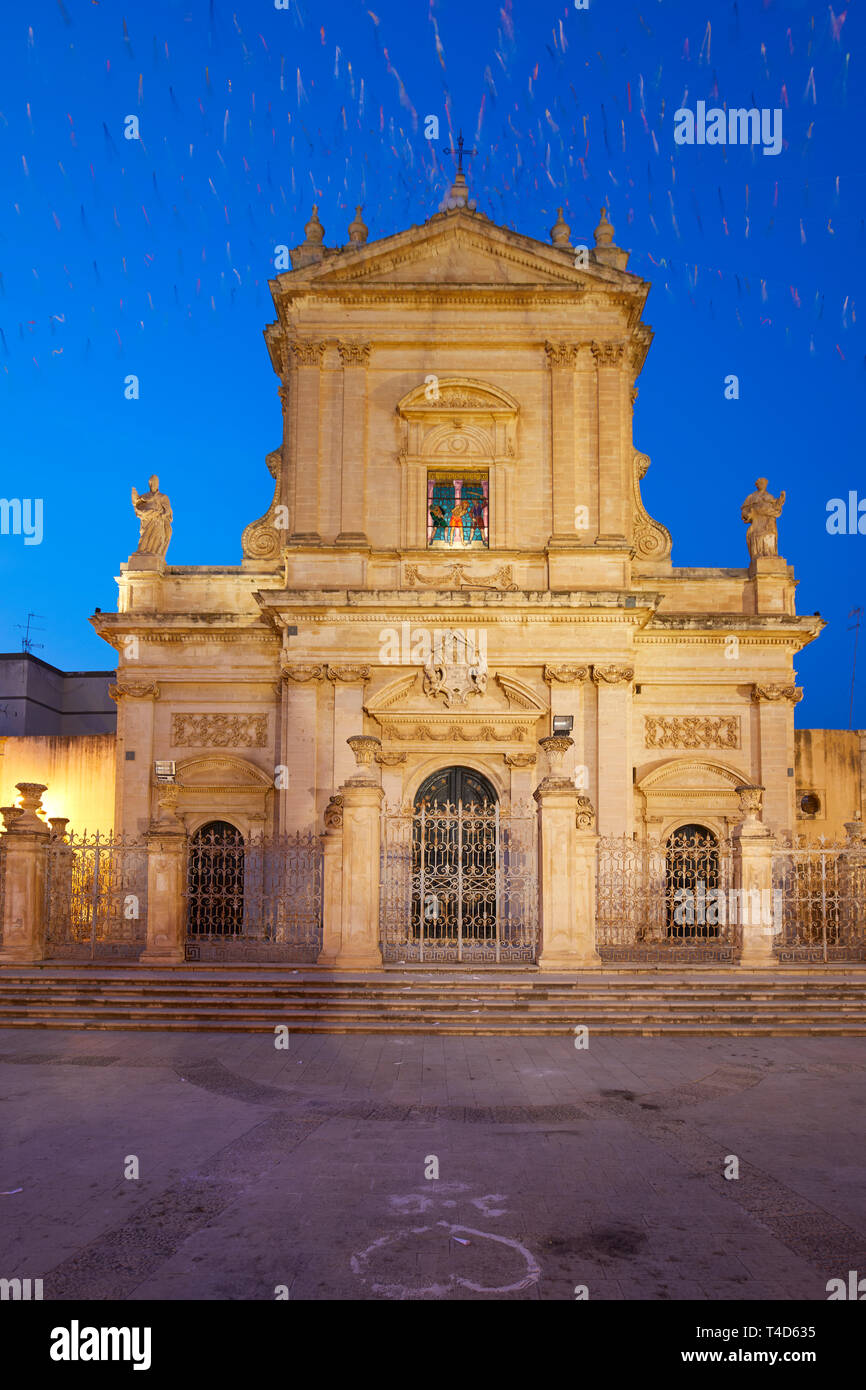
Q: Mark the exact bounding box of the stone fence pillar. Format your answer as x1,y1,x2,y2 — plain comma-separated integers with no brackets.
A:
535,738,601,971
333,737,383,971
733,785,778,969
0,784,51,965
140,786,187,964
318,796,344,967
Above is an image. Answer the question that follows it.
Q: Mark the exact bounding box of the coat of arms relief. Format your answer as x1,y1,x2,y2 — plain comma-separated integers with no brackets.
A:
422,629,488,709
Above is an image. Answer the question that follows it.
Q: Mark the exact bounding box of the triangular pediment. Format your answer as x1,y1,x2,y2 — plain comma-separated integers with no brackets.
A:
275,211,644,296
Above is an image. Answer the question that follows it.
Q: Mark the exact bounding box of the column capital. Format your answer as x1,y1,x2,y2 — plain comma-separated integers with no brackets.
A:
337,340,372,367
592,664,634,686
327,665,371,684
544,341,580,369
544,664,590,685
752,683,803,704
591,340,626,367
109,682,160,702
290,339,327,367
281,664,327,684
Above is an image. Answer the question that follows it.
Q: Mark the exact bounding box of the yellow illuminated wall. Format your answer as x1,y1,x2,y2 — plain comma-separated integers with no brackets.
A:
0,734,117,833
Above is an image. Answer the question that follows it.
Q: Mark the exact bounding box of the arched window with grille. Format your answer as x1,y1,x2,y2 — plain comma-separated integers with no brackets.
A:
187,820,245,938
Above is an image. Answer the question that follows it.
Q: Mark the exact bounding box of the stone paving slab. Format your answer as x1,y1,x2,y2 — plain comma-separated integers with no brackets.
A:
0,1029,863,1300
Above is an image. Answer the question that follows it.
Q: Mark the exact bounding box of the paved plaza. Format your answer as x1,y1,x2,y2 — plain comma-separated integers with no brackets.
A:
1,1029,864,1300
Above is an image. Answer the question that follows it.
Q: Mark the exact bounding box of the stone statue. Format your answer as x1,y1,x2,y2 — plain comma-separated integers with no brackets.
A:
741,478,785,560
131,475,172,559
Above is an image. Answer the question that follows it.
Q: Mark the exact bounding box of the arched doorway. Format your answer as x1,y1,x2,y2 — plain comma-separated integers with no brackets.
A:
413,767,498,955
665,823,721,940
187,820,245,938
415,765,497,810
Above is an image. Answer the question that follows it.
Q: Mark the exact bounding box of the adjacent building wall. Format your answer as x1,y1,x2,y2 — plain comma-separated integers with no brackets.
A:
0,654,116,736
794,729,865,839
0,734,117,833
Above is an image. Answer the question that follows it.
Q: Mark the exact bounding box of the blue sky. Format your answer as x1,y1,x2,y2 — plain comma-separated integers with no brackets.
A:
0,0,863,727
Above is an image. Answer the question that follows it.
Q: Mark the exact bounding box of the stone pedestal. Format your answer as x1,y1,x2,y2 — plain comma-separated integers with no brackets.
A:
733,786,778,968
0,831,51,963
317,798,344,967
535,738,601,971
140,828,187,964
0,784,51,965
334,781,383,969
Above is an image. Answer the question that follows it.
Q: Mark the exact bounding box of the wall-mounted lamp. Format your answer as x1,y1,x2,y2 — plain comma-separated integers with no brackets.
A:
552,715,574,736
154,760,176,783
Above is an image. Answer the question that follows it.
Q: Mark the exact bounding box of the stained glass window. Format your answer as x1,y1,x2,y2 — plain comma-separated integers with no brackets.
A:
427,471,489,549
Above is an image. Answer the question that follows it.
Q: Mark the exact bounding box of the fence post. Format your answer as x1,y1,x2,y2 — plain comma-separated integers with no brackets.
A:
733,785,779,969
318,796,344,967
140,786,187,964
535,738,601,971
0,784,51,965
334,738,384,970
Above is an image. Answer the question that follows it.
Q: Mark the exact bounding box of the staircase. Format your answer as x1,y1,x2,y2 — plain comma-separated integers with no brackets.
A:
0,965,865,1034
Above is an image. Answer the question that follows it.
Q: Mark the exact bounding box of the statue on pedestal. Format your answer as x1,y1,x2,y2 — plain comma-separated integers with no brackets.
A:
741,478,785,560
131,475,172,559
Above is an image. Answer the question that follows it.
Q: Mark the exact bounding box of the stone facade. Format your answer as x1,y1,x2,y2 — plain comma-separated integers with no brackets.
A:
91,197,825,848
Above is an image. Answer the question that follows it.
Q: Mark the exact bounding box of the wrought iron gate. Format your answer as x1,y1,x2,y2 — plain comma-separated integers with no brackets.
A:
46,831,148,959
772,836,866,962
185,826,323,962
596,828,739,963
379,799,538,963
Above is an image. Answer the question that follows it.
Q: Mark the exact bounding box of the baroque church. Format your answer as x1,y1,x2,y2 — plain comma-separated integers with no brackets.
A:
100,162,819,854
20,155,855,972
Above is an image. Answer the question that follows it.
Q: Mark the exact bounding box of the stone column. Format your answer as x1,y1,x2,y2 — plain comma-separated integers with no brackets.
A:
753,684,802,836
535,738,601,971
336,341,371,544
109,683,160,835
0,784,51,965
733,785,778,969
334,736,384,970
289,340,325,542
279,666,325,833
317,795,344,967
593,342,629,542
504,752,537,806
545,343,579,545
544,666,591,788
593,665,634,835
140,786,187,964
328,667,371,792
375,750,407,808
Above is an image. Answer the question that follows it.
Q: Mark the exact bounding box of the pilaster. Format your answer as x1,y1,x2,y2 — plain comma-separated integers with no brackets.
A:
592,664,634,835
336,341,371,545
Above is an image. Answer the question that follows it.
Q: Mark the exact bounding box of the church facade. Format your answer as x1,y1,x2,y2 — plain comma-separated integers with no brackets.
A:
97,181,822,863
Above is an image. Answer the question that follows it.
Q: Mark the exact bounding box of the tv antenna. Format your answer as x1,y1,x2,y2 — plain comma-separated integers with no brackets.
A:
16,612,46,656
848,606,862,730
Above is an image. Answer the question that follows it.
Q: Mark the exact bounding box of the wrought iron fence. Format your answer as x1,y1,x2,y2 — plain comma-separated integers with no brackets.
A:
772,836,866,962
380,799,538,963
185,827,323,962
596,829,739,963
46,830,148,959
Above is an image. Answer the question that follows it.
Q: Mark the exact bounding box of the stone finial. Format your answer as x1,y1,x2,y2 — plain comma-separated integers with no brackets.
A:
304,205,325,246
346,735,382,781
0,806,24,833
48,817,70,841
594,207,615,247
736,784,765,828
12,783,49,833
844,814,864,845
539,734,573,781
590,206,630,271
348,206,368,245
550,207,571,247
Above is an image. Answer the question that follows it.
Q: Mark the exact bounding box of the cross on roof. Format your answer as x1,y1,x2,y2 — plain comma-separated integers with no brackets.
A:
443,130,477,176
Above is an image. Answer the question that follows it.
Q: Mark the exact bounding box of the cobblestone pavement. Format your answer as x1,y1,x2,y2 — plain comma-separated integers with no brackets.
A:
1,1030,864,1300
